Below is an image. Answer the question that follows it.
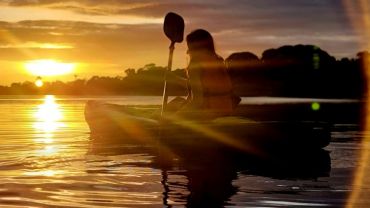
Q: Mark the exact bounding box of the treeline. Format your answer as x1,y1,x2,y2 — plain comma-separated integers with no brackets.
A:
0,64,187,96
226,45,367,98
0,44,367,98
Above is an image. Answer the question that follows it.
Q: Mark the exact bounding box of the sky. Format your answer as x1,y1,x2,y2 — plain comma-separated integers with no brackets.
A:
0,0,369,85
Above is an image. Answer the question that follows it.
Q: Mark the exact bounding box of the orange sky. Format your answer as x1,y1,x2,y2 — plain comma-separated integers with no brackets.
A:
0,0,367,85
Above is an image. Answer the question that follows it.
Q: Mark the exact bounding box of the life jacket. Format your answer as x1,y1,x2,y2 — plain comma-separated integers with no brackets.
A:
200,56,234,116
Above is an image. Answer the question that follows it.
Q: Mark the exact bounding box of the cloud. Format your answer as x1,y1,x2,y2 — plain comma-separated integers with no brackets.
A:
6,0,152,7
0,1,366,62
0,41,74,49
0,0,357,33
0,20,174,64
0,0,368,84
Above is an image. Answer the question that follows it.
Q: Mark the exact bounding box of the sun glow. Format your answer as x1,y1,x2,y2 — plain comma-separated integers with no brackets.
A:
25,59,75,76
35,79,43,87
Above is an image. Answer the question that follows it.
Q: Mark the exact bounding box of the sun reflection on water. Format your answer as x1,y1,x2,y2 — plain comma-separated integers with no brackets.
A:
34,95,65,133
33,95,65,156
26,95,69,177
24,170,64,177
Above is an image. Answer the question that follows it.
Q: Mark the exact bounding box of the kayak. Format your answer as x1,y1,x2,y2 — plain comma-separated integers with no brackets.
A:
84,100,331,156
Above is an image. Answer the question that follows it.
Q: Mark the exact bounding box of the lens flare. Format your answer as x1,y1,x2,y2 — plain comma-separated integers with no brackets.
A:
343,0,370,207
311,102,320,111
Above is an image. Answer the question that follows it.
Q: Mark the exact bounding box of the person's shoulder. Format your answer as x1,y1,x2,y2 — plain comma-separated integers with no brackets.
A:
213,54,227,68
215,54,224,62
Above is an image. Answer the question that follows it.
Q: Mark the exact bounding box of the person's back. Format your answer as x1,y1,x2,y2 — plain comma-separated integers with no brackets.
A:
193,54,233,115
181,29,237,118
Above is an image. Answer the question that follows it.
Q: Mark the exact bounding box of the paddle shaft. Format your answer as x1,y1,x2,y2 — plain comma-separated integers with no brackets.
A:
161,41,175,117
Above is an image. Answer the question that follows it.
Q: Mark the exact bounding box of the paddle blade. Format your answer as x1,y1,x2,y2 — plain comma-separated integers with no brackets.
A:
163,12,184,43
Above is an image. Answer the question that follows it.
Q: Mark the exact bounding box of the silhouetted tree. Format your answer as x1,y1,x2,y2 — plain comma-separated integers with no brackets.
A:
226,44,363,98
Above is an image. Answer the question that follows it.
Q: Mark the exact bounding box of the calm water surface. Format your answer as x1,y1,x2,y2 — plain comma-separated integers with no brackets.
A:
0,95,366,207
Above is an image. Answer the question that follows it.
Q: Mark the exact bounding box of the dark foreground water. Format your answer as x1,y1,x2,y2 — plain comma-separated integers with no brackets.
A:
0,95,367,207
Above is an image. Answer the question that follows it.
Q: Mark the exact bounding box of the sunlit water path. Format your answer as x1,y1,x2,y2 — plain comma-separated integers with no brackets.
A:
0,95,366,207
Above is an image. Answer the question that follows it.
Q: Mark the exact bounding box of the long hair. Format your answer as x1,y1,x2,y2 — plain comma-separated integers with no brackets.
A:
186,29,216,58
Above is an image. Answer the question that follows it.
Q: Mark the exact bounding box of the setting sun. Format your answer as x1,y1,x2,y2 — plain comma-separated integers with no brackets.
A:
25,60,75,76
35,78,43,87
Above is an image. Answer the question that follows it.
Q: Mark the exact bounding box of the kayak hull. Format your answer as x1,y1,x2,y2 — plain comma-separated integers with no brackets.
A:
85,100,331,156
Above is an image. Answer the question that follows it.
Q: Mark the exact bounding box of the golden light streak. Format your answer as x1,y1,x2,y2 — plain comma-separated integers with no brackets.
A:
343,0,370,41
0,42,74,49
86,101,180,159
25,59,75,76
343,0,370,207
0,5,162,25
104,105,157,143
0,27,35,59
165,115,263,156
39,43,74,49
86,101,263,158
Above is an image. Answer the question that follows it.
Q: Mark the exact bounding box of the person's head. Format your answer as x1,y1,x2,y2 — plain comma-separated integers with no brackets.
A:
186,29,216,58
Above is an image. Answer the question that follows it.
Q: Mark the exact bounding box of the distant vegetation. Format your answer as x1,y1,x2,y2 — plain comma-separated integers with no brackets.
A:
0,44,368,99
226,45,367,98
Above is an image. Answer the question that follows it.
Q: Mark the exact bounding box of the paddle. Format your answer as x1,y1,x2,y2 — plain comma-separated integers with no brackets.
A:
161,12,185,117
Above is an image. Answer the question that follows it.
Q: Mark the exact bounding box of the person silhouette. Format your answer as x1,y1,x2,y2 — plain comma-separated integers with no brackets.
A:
167,29,240,119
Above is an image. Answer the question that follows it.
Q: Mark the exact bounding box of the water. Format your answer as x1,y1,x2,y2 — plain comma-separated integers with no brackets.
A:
0,95,366,207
